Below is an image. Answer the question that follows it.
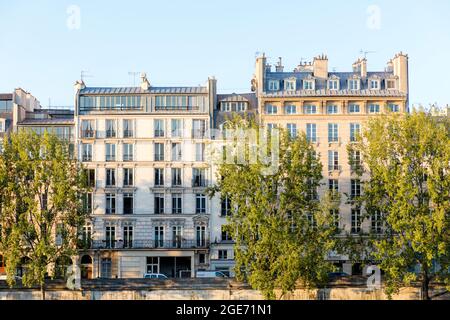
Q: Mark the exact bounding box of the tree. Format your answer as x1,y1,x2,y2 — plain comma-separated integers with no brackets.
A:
209,115,337,299
0,131,90,299
349,112,450,300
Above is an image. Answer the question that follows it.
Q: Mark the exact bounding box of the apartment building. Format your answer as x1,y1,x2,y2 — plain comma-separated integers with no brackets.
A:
74,74,218,279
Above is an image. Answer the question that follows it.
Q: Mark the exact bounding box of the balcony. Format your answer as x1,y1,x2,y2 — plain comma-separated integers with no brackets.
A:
123,130,134,138
192,179,207,188
123,154,134,162
82,154,92,162
106,155,116,162
89,239,210,250
81,130,96,139
154,130,165,138
106,130,116,138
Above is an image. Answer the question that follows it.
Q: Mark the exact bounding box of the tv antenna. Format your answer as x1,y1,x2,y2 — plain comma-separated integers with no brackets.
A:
128,72,141,86
359,50,376,59
80,70,93,82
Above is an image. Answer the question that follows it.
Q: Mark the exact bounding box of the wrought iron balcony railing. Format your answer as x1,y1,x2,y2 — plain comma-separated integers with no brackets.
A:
88,239,210,250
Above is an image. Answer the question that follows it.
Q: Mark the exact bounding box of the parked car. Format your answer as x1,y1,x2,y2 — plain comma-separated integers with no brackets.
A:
143,273,168,279
196,271,228,278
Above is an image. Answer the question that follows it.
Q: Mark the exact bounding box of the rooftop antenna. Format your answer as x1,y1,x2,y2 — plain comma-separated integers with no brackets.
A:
80,70,93,82
359,50,376,59
128,72,140,86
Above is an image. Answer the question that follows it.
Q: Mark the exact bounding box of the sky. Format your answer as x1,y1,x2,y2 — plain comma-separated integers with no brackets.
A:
0,0,449,107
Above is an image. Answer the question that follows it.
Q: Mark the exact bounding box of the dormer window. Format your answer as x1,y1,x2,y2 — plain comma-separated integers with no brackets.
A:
220,102,231,112
328,80,339,90
268,80,280,91
370,79,380,90
348,79,360,90
285,79,296,91
386,80,396,90
235,102,247,112
303,80,315,90
266,104,278,115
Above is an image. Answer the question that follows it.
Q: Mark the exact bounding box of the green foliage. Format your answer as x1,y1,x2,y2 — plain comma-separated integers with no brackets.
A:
0,131,90,292
209,114,337,299
349,112,450,299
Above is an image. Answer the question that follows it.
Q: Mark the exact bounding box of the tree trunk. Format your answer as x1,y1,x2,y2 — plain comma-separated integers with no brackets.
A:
41,283,46,300
421,271,430,300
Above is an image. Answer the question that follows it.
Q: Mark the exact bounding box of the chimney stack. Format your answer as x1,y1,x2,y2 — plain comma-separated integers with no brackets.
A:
391,52,409,95
313,54,328,79
275,57,284,72
352,58,367,78
140,72,150,90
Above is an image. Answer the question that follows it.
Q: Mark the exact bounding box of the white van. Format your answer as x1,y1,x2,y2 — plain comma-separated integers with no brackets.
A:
196,271,227,278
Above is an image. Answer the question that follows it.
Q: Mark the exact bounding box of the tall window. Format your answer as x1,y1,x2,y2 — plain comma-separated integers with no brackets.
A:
192,119,206,138
154,226,164,248
350,123,361,142
172,226,183,248
105,226,115,249
123,143,133,161
171,168,182,187
369,104,380,114
171,143,182,161
196,226,206,247
123,224,133,248
328,123,339,143
221,196,232,217
123,168,133,187
351,180,361,199
195,143,205,162
349,104,360,113
285,105,297,115
106,193,116,214
196,194,206,214
172,194,182,214
327,105,338,114
330,209,340,229
306,123,317,143
84,169,96,187
328,151,339,171
193,168,206,187
154,143,165,161
154,168,164,187
287,124,297,138
171,119,182,137
328,179,339,193
154,119,165,137
351,150,362,171
123,119,133,138
351,209,361,234
83,193,93,214
105,143,116,162
371,210,383,234
304,105,317,114
221,226,232,241
105,120,116,138
81,120,95,138
154,194,165,214
106,169,116,187
123,193,134,215
82,144,92,162
265,104,277,115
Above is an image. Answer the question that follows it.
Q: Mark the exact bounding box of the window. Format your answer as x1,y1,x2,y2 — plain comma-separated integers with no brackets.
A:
386,80,396,90
196,194,206,214
285,105,297,115
220,102,231,112
265,104,278,115
154,143,165,161
221,196,232,217
351,151,362,171
172,225,183,248
370,80,380,90
82,144,92,162
105,226,115,249
349,104,360,113
154,226,164,248
154,168,164,187
171,143,182,161
122,193,133,215
106,194,116,214
172,194,182,214
350,123,361,142
81,120,95,138
218,250,228,260
268,80,279,91
351,209,361,234
328,80,339,90
146,257,159,274
123,224,133,248
328,151,339,171
195,143,205,162
369,104,380,114
123,168,133,187
285,80,296,91
388,104,400,112
0,121,3,132
348,79,360,90
101,258,112,278
105,120,116,138
154,119,165,137
193,168,206,187
171,119,182,137
123,143,133,161
106,169,116,187
235,102,247,112
306,123,317,143
83,193,93,214
196,226,206,247
84,169,96,188
303,80,314,90
199,253,206,264
105,143,116,162
327,105,338,114
267,123,277,132
287,124,297,138
351,180,361,199
123,119,133,138
330,209,340,229
328,179,339,193
81,225,92,246
171,168,182,187
328,123,339,143
154,194,165,214
221,226,232,241
371,211,383,234
192,119,206,139
303,105,317,114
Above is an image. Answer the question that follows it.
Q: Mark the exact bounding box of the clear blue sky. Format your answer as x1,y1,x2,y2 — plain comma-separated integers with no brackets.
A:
1,0,449,107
